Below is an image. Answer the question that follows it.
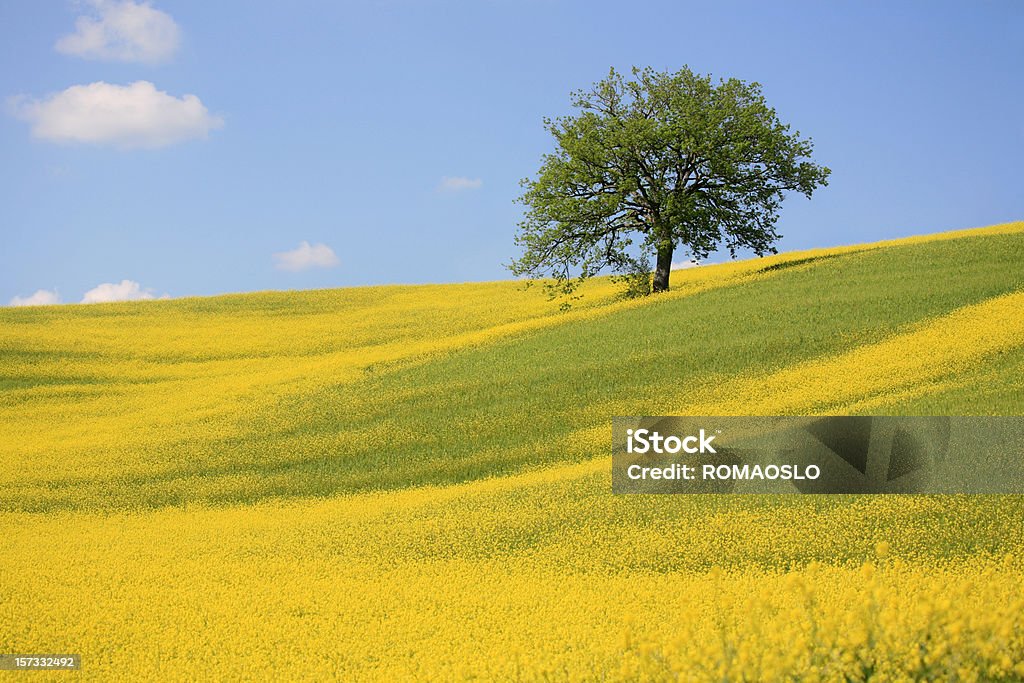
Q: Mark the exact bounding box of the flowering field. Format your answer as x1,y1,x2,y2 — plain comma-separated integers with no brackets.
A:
1,222,1023,680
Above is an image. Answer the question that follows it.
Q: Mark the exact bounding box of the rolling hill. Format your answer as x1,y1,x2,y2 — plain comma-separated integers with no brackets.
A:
1,221,1023,680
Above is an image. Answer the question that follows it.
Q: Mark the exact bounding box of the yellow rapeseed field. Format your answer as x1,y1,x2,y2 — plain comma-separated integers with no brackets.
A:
1,222,1023,680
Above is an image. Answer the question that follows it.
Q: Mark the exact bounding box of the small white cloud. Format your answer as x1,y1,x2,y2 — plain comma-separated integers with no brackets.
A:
56,0,180,64
81,279,156,304
9,289,61,307
9,81,223,149
273,241,340,272
671,259,701,270
438,176,482,192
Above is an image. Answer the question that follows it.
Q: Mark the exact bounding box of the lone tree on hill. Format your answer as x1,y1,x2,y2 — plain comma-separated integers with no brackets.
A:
510,66,830,301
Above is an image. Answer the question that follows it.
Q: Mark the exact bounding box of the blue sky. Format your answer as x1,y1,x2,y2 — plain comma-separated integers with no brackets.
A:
2,1,1022,305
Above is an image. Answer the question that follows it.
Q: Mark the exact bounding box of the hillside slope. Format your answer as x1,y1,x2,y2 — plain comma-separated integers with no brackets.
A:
1,222,1023,680
2,222,1022,511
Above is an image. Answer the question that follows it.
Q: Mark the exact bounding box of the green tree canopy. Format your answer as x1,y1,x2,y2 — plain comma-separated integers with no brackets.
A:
510,66,831,301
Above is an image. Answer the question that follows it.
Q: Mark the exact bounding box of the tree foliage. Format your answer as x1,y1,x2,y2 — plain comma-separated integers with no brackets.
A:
510,66,831,302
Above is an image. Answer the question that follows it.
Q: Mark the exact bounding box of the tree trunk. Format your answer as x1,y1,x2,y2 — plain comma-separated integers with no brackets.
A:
652,241,674,293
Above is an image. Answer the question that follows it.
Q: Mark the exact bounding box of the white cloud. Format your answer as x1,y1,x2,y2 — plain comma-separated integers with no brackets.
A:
9,289,61,307
56,0,180,64
273,241,340,272
9,81,223,149
671,259,701,270
438,176,483,192
81,279,157,304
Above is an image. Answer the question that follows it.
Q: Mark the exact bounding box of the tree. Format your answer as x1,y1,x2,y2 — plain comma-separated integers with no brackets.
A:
510,66,831,301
